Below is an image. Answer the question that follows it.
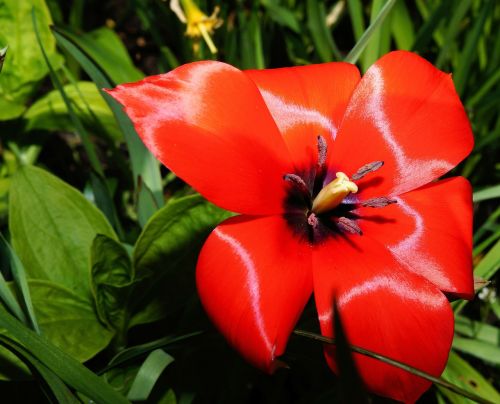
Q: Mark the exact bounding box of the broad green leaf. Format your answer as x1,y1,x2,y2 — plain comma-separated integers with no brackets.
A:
90,234,135,333
440,351,500,404
58,27,144,85
29,279,114,362
0,0,63,120
9,165,117,300
0,308,129,404
131,195,231,325
127,349,174,401
24,81,122,140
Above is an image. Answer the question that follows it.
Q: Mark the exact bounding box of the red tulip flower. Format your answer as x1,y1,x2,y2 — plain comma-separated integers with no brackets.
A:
107,51,474,403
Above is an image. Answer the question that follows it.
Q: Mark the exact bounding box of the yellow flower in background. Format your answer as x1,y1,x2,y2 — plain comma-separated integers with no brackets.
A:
170,0,223,54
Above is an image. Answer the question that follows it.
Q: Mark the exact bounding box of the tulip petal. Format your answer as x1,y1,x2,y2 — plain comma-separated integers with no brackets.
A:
313,235,454,403
330,51,473,198
356,177,473,299
197,215,312,371
106,61,293,215
245,63,360,173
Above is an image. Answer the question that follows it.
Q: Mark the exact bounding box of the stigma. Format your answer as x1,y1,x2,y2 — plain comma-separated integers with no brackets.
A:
311,172,358,214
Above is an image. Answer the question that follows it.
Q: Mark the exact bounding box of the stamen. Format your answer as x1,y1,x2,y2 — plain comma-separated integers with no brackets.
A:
352,161,384,180
360,197,397,208
284,173,310,196
337,217,362,235
317,135,327,169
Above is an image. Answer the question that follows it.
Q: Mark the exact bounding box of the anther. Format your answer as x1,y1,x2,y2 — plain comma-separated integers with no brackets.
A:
337,217,362,235
311,172,358,214
284,173,310,196
317,135,327,169
360,197,397,208
352,161,384,180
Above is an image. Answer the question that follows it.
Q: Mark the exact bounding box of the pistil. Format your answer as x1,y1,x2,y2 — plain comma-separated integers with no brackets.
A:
311,172,358,214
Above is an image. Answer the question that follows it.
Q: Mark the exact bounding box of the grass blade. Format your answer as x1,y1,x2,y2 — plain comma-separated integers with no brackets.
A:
0,308,130,404
0,335,80,404
100,331,203,374
344,0,397,66
474,184,500,202
307,0,341,61
127,349,174,401
0,233,40,333
453,0,495,95
346,0,365,41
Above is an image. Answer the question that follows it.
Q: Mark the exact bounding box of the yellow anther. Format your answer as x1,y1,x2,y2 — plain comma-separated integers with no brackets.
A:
311,172,358,214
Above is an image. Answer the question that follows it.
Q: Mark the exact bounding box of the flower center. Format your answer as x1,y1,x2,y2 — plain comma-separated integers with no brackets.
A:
311,172,358,214
282,135,395,243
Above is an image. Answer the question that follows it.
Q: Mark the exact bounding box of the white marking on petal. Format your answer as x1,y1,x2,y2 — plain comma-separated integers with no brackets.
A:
338,274,443,309
214,227,274,356
388,199,453,290
360,65,453,195
260,90,338,140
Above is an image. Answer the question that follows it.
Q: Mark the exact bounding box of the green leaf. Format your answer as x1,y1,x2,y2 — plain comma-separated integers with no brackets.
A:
455,315,500,345
453,0,495,95
261,0,300,33
29,279,114,362
0,0,63,120
102,331,203,373
474,240,500,282
90,234,135,333
0,234,39,333
0,335,81,404
473,184,500,202
454,240,500,314
131,195,231,325
9,165,117,300
127,349,174,401
344,0,397,66
346,0,365,41
24,81,122,140
390,0,415,50
440,351,500,404
306,0,340,61
0,308,129,404
452,336,500,366
58,27,144,85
